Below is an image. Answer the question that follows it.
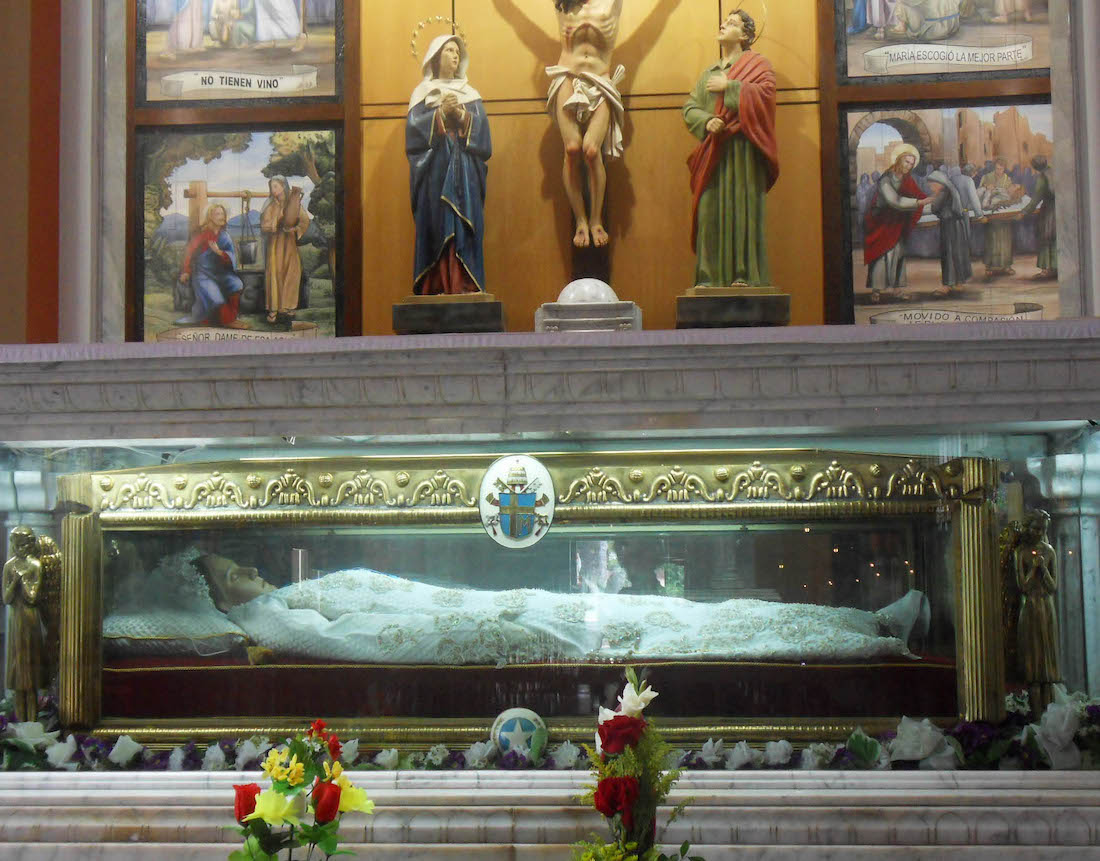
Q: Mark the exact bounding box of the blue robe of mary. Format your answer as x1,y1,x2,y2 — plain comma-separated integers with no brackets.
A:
406,98,492,293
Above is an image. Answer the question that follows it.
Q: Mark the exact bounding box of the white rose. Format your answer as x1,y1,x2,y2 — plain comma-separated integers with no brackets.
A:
1036,702,1082,769
201,742,226,771
108,735,144,767
340,738,360,765
10,722,60,750
763,740,792,766
549,740,582,770
800,742,839,770
890,716,945,762
373,748,400,770
699,738,726,766
1038,701,1080,750
725,741,764,770
918,739,960,770
235,737,272,771
617,682,658,717
45,735,79,771
463,741,496,769
168,746,187,771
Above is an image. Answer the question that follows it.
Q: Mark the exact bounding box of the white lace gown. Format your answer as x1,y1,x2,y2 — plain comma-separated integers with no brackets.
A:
226,568,920,665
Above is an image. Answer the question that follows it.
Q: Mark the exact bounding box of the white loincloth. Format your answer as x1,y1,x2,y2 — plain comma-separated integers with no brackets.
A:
545,65,627,159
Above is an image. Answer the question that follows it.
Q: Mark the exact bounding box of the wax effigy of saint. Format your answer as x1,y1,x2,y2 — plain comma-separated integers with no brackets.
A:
102,549,931,666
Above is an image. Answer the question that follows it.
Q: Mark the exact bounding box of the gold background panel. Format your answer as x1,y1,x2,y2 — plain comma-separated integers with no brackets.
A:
465,0,717,103
361,97,823,334
747,0,819,92
770,100,825,326
361,117,417,333
361,0,452,106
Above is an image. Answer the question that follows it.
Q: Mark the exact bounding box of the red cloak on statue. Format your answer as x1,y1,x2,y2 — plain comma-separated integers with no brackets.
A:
687,51,780,249
863,173,927,266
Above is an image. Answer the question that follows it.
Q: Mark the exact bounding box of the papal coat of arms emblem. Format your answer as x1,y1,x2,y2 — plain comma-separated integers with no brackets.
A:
478,456,555,549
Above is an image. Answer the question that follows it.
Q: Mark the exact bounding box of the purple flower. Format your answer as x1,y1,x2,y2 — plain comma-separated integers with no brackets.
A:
829,747,859,769
1085,705,1100,724
137,749,172,770
444,750,466,770
947,721,997,757
498,749,529,770
678,752,708,770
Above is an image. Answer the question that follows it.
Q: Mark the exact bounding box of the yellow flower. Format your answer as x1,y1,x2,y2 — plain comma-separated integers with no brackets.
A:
285,754,305,787
323,760,344,782
261,748,286,779
243,789,302,827
335,773,375,815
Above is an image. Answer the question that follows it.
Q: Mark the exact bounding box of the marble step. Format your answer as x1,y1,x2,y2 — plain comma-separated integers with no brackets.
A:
1,771,1098,858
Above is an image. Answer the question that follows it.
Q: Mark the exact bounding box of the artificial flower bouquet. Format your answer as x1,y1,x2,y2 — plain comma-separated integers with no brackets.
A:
573,669,697,861
230,719,373,861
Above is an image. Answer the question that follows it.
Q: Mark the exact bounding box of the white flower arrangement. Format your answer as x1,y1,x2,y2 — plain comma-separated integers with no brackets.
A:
763,739,793,766
698,737,726,766
462,740,496,769
200,741,226,771
725,740,764,770
372,748,400,770
800,742,839,770
549,740,582,769
107,734,144,767
425,743,450,767
44,735,79,771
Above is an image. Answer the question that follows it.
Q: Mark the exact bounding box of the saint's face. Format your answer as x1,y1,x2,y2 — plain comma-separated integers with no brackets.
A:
438,41,461,79
270,180,285,201
210,206,228,228
718,12,746,46
896,154,916,175
224,563,276,606
995,163,1006,176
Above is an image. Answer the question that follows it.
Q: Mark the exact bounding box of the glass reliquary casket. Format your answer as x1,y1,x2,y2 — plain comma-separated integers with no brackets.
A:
53,449,1004,745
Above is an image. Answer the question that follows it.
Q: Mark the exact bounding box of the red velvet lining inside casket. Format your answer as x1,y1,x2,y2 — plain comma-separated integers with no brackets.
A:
102,656,957,719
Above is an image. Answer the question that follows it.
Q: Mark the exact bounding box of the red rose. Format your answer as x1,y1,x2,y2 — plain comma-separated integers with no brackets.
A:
313,780,342,824
598,714,647,755
309,718,328,740
233,783,262,823
328,734,343,761
593,775,640,829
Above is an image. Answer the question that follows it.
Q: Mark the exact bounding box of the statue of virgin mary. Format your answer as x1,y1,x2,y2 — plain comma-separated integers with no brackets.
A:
406,34,492,295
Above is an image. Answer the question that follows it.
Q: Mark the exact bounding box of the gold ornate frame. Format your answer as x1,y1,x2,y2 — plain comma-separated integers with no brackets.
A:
56,450,1003,745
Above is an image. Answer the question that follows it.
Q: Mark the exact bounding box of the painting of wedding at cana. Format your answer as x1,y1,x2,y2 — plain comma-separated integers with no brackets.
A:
140,0,339,102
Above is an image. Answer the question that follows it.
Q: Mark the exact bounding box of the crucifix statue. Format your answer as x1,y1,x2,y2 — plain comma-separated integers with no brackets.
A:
546,0,625,250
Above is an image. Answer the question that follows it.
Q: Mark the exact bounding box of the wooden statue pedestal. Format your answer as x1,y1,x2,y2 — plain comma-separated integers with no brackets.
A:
676,285,791,328
392,293,504,335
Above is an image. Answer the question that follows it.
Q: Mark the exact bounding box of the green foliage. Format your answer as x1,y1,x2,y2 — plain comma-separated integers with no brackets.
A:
572,835,641,861
530,725,549,765
263,132,338,248
656,839,704,861
845,727,882,769
1,738,46,771
577,669,689,860
142,132,252,239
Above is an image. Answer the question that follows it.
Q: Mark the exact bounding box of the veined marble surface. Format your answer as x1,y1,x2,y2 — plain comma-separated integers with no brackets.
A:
1,321,1100,442
2,770,1100,859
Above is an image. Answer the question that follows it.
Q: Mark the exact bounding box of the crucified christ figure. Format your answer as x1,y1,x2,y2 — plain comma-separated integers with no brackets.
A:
547,0,625,249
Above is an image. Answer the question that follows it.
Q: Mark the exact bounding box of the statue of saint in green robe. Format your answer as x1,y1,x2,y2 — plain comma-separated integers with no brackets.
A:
684,11,779,289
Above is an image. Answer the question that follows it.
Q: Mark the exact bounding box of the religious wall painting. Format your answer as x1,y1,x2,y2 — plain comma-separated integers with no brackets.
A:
137,126,342,342
843,100,1057,325
836,0,1051,81
138,0,341,104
